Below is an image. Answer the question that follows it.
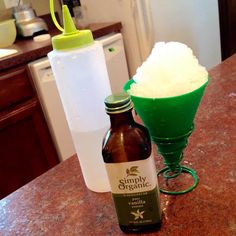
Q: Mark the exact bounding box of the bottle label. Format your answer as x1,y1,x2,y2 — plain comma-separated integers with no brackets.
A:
105,155,161,226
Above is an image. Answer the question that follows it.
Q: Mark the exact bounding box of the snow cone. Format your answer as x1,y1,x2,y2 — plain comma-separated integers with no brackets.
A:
124,42,209,194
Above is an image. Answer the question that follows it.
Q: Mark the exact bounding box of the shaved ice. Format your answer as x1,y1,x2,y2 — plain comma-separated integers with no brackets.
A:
128,42,208,98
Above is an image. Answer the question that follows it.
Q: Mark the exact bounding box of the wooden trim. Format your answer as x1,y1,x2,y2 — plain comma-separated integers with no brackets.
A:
0,98,38,129
218,0,229,60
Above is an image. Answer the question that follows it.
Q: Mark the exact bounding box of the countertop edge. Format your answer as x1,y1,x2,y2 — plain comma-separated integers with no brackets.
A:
0,22,122,71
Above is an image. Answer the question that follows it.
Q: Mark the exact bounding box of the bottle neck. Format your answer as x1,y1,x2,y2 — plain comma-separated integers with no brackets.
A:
109,109,135,127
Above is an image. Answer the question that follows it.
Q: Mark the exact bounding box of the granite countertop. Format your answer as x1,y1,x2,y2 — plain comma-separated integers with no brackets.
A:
0,22,122,71
0,54,236,235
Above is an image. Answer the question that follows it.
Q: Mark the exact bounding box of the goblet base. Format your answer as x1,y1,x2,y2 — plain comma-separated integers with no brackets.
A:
157,166,198,195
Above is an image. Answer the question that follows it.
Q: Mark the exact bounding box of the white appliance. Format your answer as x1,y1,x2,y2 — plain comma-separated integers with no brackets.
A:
97,33,129,93
82,0,222,71
28,33,129,161
28,58,76,161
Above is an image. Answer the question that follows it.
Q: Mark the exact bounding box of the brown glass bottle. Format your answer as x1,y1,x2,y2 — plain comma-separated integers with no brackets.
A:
102,92,161,234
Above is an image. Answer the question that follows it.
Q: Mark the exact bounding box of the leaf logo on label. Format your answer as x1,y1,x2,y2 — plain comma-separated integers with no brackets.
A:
131,209,145,220
126,166,139,177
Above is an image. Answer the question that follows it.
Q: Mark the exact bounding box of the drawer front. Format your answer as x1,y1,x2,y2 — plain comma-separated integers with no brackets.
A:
0,67,34,110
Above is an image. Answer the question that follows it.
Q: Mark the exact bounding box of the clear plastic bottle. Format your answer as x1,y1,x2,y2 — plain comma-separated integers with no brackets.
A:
102,92,161,233
48,3,111,192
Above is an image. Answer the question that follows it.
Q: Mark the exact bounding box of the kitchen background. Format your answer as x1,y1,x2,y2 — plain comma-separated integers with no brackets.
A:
1,0,222,76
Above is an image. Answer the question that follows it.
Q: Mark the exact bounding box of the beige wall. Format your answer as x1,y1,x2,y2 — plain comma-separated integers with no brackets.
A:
0,0,62,21
150,0,221,69
0,0,11,20
81,0,143,76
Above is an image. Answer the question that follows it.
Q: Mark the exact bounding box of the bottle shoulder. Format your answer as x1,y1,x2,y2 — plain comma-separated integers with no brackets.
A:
102,123,151,163
48,41,101,57
104,123,149,143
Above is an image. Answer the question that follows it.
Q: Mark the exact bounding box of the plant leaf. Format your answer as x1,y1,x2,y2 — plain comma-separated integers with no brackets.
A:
129,173,137,176
130,166,139,173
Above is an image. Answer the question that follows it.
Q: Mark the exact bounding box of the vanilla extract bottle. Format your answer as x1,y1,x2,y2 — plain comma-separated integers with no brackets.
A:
102,92,161,233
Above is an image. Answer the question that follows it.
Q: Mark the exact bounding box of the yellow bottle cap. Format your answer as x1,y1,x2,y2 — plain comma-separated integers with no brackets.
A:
50,1,93,50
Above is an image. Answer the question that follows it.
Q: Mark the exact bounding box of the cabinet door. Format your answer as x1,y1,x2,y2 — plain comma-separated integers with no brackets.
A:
0,98,59,199
218,0,236,60
0,66,34,111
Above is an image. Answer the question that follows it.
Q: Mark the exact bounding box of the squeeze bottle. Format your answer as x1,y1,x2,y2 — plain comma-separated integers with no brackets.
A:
48,2,111,192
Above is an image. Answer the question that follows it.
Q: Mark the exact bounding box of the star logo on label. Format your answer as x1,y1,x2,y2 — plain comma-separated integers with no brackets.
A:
131,209,145,220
